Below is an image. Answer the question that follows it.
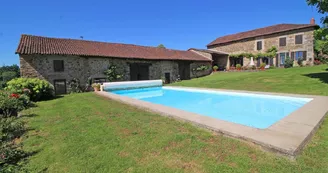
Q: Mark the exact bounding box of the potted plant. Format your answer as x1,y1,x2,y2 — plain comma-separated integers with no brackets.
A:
260,63,266,70
91,83,101,92
212,65,218,72
236,64,242,71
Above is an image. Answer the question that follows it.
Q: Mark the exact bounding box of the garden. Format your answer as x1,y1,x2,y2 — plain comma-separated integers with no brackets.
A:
0,76,54,172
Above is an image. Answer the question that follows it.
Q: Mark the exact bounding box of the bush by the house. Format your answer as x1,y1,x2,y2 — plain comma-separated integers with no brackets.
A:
6,78,54,102
284,56,293,68
212,66,218,71
104,65,123,82
315,56,328,64
68,78,83,94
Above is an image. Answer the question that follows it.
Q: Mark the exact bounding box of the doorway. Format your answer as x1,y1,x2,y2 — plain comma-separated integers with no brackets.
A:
54,79,67,95
130,63,150,81
178,62,191,80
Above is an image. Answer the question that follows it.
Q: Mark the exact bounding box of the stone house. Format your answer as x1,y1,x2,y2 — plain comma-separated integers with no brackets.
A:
16,35,212,94
204,19,318,69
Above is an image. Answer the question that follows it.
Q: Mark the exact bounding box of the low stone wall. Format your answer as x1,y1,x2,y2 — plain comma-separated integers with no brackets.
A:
190,61,212,78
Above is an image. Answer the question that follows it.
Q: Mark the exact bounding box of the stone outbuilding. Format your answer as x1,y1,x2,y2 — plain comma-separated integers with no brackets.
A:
16,35,212,94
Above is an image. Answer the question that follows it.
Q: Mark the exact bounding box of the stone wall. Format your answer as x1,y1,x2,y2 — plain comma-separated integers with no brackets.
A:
208,28,315,66
20,54,210,92
190,61,212,78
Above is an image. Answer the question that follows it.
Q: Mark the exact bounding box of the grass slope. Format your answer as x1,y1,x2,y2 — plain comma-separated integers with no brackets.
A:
21,93,328,172
170,65,328,96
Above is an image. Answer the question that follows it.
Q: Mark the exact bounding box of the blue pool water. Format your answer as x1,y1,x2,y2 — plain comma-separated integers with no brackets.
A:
111,87,312,129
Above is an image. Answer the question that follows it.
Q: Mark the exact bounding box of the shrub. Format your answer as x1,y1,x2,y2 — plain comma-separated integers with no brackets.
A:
236,64,242,70
297,57,304,67
251,65,256,70
212,66,218,71
68,78,82,94
0,118,27,172
195,65,209,71
104,65,123,82
0,92,27,118
0,118,25,142
6,78,54,101
314,59,322,65
284,56,293,68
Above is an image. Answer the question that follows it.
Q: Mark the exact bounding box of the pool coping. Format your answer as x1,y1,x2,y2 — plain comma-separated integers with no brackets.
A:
95,86,328,158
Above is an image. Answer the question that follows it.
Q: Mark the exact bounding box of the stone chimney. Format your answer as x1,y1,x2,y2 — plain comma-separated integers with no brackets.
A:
310,18,315,25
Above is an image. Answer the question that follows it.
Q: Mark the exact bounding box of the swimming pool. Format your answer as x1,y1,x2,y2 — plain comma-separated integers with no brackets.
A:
111,86,312,129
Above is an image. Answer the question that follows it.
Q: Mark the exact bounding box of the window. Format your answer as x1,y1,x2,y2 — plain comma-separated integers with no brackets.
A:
256,41,262,50
278,52,289,66
279,37,286,47
54,60,64,72
295,35,303,44
295,51,303,60
279,53,286,65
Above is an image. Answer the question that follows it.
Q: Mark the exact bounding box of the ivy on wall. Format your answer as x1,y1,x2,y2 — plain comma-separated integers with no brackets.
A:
228,46,278,59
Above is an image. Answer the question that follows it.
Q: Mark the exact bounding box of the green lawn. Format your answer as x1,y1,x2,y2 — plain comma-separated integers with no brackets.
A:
171,65,328,96
21,93,328,172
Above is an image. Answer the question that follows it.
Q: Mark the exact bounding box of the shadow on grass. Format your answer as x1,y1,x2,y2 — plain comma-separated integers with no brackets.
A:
304,72,328,84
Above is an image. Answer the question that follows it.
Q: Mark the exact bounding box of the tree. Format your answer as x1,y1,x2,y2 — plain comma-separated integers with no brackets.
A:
0,65,20,89
307,0,328,24
314,26,328,56
157,44,166,48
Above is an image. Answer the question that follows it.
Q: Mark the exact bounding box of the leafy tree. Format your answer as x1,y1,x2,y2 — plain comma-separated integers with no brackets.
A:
307,0,328,24
0,65,20,89
157,44,166,48
314,26,328,56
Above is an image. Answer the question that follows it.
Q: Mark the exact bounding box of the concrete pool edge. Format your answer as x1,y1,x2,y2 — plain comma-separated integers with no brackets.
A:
95,87,328,158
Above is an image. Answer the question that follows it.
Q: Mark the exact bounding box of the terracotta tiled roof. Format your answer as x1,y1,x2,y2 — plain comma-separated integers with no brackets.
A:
207,24,318,47
16,35,211,62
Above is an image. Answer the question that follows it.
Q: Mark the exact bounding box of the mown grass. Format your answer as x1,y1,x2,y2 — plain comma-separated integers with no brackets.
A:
21,93,328,173
170,65,328,96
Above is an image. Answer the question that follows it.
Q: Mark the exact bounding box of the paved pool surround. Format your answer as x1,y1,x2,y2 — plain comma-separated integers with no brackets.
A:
96,87,328,158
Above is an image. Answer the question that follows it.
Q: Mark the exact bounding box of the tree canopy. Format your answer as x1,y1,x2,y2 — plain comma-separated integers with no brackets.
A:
0,64,20,89
307,0,328,56
157,44,166,48
307,0,328,24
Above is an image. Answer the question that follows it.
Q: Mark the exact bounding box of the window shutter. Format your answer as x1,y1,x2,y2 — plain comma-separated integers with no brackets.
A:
291,52,295,60
303,51,307,60
279,37,286,47
275,54,278,67
257,58,261,67
257,41,262,50
295,35,303,44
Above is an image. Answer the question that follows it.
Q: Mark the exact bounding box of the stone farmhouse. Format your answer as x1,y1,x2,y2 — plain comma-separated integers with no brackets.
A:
16,19,318,94
202,18,318,69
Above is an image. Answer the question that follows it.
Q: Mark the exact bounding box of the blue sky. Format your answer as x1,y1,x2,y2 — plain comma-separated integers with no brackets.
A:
0,0,323,65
